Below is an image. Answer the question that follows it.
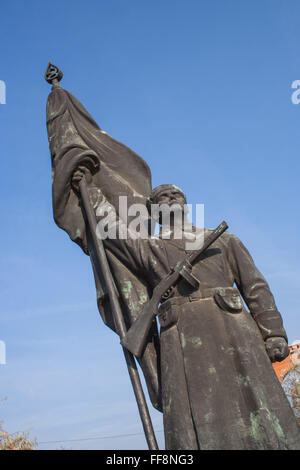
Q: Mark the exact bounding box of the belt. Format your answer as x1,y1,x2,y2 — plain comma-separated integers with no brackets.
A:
158,286,242,328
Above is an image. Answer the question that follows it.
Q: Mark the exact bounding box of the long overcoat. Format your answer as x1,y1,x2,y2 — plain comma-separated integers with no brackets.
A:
104,228,300,450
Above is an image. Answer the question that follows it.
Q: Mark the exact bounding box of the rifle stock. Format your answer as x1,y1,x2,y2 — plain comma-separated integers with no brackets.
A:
121,221,228,357
121,301,157,357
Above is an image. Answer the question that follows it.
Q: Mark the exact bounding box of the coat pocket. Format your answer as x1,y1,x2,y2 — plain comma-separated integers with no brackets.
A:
214,288,243,313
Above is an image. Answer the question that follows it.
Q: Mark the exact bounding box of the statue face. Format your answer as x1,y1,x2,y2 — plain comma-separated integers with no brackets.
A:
155,188,186,208
148,185,187,226
154,188,187,227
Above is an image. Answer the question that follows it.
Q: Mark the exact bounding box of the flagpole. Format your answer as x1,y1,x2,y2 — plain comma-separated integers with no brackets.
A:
45,63,159,450
79,177,159,450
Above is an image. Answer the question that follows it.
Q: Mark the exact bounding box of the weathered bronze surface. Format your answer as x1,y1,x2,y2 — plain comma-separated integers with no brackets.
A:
121,220,229,358
45,63,159,450
45,65,300,450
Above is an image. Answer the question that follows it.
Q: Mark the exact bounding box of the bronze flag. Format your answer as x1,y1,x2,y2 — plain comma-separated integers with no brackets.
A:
46,72,161,411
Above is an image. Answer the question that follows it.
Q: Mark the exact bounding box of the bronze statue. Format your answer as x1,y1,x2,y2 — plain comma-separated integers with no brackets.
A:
45,64,300,450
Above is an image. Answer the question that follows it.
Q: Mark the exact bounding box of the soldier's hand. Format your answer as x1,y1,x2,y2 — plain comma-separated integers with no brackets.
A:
72,165,93,192
265,337,290,363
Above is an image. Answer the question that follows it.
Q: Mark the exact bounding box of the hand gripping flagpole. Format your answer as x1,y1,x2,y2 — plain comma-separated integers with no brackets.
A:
45,63,159,450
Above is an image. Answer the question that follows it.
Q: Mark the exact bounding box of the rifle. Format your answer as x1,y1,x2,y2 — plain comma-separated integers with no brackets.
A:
121,221,228,357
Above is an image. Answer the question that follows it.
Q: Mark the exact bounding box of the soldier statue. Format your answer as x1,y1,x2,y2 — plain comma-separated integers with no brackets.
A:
45,64,300,450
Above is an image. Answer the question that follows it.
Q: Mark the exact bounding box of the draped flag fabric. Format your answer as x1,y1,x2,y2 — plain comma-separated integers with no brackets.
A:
46,83,161,410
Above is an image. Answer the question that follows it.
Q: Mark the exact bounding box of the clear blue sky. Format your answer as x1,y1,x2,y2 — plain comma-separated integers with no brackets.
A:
1,0,300,450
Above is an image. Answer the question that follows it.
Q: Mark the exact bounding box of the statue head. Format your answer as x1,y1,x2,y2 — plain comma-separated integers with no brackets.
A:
148,184,187,227
149,184,187,206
